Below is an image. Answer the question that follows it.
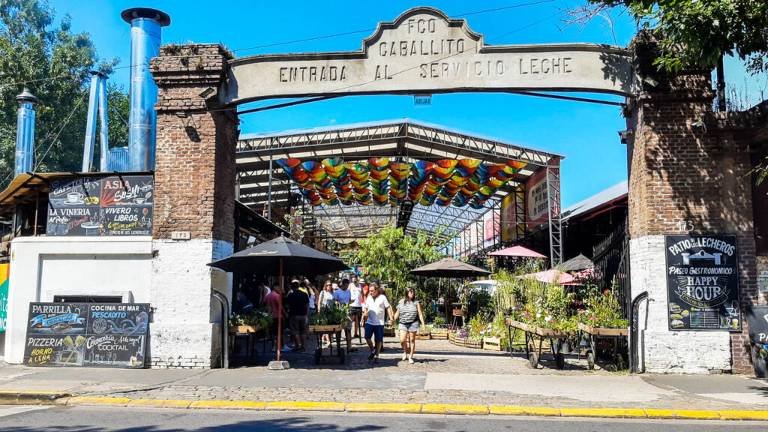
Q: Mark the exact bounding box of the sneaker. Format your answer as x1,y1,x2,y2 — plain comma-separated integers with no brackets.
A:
322,341,330,348
408,357,414,364
367,351,375,361
401,353,407,361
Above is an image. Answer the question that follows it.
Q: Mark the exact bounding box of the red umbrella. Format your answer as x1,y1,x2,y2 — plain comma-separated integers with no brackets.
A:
489,245,547,258
518,269,575,285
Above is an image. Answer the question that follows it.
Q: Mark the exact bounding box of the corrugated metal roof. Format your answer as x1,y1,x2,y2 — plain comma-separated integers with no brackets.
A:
562,180,627,221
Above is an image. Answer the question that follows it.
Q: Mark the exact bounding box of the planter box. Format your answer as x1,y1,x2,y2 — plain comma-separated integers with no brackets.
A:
430,330,449,340
415,333,431,340
384,326,396,337
483,336,503,351
449,332,483,349
309,324,343,333
506,319,568,338
229,325,259,334
578,323,628,337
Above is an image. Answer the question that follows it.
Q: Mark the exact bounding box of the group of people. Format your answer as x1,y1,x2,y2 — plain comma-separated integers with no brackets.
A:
257,275,426,364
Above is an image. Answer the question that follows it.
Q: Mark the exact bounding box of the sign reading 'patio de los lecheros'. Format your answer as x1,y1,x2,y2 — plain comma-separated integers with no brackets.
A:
223,7,636,105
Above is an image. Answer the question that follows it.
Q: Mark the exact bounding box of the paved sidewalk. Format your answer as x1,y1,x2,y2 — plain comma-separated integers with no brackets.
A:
1,337,767,419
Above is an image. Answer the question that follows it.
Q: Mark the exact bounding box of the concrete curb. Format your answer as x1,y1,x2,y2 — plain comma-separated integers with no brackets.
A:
51,396,768,421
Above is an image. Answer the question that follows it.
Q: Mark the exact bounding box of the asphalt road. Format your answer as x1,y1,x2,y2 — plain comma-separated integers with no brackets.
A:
0,406,767,432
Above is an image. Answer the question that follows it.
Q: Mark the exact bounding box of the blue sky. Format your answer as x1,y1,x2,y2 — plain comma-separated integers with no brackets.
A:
57,0,766,206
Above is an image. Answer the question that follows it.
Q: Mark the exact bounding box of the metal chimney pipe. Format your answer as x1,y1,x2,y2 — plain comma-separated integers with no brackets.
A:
121,7,170,172
82,72,101,172
97,74,111,172
14,88,38,176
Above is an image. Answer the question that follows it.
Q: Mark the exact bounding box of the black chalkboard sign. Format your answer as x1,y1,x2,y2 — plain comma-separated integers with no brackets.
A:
747,306,768,346
24,303,150,368
46,175,153,236
664,235,740,331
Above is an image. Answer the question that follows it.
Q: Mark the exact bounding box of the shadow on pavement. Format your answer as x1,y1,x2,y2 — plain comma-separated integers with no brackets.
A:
3,416,388,432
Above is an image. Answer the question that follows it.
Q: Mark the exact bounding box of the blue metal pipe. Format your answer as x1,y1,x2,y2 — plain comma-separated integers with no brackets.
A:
122,8,170,172
97,74,110,172
81,72,100,172
14,89,38,176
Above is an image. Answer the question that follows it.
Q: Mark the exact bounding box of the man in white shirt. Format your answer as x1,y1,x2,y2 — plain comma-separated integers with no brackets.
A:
362,282,394,364
333,278,355,352
348,276,363,341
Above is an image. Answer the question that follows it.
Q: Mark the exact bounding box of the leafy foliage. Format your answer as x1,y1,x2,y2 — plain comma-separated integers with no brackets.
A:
231,309,272,330
0,0,129,186
309,303,349,326
354,227,442,300
584,0,768,74
579,290,629,329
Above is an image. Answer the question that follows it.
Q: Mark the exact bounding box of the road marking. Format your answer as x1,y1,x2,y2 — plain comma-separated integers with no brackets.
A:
0,405,51,419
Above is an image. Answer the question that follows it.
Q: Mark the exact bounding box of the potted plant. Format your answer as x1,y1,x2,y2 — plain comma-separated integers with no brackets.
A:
230,309,272,333
309,304,349,331
753,343,768,379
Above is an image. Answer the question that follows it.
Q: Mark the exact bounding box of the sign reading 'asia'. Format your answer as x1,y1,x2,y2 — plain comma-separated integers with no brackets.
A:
664,235,740,331
46,175,153,237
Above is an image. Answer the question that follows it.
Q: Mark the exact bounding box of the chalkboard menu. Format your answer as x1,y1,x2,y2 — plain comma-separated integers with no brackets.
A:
24,303,150,368
664,235,740,331
747,306,768,346
46,175,153,236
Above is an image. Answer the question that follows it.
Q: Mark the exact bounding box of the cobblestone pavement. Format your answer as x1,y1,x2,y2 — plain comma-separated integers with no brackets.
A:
3,335,767,411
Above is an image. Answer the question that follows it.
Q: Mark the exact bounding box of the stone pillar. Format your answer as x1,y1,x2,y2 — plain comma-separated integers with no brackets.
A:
627,40,756,373
148,44,237,368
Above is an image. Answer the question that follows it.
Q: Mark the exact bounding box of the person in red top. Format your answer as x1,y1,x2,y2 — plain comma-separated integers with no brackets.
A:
263,286,283,349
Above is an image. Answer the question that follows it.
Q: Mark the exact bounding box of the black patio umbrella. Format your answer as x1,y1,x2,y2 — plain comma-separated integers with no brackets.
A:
208,235,348,363
208,235,348,276
410,257,491,278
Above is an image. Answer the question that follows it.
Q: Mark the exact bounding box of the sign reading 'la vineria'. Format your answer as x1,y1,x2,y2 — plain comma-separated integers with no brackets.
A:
664,235,740,331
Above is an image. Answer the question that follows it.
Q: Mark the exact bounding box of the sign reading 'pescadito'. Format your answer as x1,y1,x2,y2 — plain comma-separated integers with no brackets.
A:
223,7,635,105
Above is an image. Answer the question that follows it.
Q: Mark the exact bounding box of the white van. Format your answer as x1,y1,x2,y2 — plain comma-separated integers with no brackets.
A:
465,279,498,296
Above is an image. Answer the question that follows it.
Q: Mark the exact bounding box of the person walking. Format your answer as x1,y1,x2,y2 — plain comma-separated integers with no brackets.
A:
334,278,356,352
394,288,426,364
363,282,394,364
285,280,310,352
348,276,363,341
318,280,335,347
263,285,284,352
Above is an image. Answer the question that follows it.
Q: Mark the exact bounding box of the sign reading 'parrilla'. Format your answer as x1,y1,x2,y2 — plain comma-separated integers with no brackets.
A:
664,235,740,331
224,7,635,105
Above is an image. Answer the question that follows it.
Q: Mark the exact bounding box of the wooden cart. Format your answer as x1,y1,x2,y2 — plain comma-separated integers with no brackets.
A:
578,323,628,371
506,319,570,369
309,324,345,365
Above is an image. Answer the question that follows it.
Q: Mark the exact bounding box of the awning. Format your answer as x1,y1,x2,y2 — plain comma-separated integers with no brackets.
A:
489,245,547,258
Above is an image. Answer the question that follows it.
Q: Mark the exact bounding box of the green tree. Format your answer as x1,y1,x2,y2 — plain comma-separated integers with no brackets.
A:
580,1,768,73
355,227,443,301
0,0,129,186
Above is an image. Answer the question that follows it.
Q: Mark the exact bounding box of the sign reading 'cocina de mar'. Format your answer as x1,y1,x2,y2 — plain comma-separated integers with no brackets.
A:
224,7,635,105
664,235,740,331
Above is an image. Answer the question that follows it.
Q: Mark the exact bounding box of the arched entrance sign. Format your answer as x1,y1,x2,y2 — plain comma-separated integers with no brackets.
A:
223,7,636,105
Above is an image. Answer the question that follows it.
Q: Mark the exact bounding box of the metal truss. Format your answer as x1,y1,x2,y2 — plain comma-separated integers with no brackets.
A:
235,121,563,248
546,166,563,266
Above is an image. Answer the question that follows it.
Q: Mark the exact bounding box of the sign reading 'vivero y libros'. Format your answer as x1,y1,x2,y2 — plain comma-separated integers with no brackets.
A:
223,7,636,105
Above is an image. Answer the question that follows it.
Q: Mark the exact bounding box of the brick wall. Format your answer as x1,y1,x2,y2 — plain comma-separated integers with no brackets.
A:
627,51,758,372
147,44,237,368
150,44,237,242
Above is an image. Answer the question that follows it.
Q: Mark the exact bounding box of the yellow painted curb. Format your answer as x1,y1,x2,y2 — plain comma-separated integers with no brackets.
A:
264,401,345,412
67,396,132,407
421,403,489,415
346,402,422,414
560,408,647,418
520,406,562,417
488,405,528,416
718,410,768,421
128,399,192,409
671,409,722,420
189,400,267,410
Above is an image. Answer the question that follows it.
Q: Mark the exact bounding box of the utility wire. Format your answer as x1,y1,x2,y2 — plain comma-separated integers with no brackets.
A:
32,92,88,172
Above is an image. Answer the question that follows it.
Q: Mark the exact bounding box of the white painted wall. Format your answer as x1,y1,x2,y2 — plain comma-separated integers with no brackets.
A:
630,236,732,373
4,236,153,364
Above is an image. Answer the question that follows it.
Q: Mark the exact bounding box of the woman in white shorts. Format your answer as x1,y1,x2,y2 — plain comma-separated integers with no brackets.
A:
393,288,425,364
